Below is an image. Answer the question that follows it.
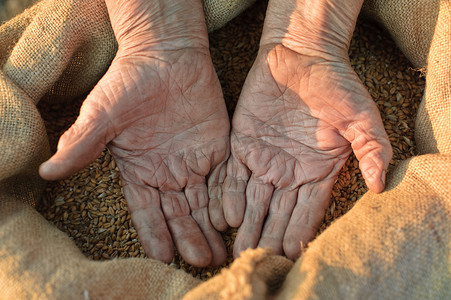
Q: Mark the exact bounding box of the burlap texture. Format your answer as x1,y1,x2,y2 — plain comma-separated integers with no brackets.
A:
275,154,451,299
362,0,440,68
203,0,257,32
0,0,254,298
272,1,451,298
1,0,450,299
183,248,293,300
415,0,451,155
187,0,451,298
362,0,451,154
0,198,201,299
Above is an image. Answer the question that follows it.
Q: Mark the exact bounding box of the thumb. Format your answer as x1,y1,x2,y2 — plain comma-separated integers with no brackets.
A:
344,112,393,193
39,92,114,181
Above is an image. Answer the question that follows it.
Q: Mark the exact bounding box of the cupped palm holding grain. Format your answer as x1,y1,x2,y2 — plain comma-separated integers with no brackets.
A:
39,0,392,266
219,0,393,260
39,0,230,267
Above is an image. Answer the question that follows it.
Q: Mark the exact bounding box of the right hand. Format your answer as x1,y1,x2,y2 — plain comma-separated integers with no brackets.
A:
218,0,391,260
40,0,230,267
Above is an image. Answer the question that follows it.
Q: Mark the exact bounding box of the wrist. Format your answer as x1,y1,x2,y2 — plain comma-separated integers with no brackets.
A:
260,0,363,60
105,0,209,53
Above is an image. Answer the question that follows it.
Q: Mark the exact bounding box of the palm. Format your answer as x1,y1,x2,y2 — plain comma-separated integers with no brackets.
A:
102,51,229,266
230,84,351,190
223,45,391,259
102,51,228,188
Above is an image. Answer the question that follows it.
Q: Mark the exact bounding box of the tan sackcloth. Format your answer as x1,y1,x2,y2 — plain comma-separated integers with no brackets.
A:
1,0,450,300
0,0,254,298
0,198,200,299
186,0,451,299
362,0,440,68
361,0,450,155
203,0,257,31
0,0,257,33
275,154,451,299
184,248,293,300
273,0,451,298
414,1,451,155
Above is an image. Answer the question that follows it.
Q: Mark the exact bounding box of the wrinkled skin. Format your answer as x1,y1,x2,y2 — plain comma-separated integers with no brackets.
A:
40,0,392,266
39,0,229,267
219,44,392,259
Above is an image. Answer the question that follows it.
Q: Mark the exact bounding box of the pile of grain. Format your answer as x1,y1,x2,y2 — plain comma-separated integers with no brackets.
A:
37,0,425,280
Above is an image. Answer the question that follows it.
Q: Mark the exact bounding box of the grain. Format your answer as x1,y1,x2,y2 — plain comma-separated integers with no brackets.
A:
37,0,424,280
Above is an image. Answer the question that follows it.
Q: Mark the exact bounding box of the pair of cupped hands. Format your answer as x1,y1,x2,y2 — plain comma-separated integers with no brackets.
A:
39,0,392,267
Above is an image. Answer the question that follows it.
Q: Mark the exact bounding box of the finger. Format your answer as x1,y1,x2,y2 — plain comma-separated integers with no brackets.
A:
223,154,250,227
123,182,174,263
186,181,227,266
208,161,228,231
39,92,113,181
283,180,334,260
258,188,298,255
233,176,274,258
160,191,212,267
344,110,392,193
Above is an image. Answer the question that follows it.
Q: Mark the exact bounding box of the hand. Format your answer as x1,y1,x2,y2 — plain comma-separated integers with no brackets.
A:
221,43,392,259
39,0,230,267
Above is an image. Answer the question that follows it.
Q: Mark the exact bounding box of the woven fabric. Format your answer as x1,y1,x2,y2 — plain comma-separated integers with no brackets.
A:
275,2,451,298
0,0,260,298
276,154,451,299
0,198,201,299
203,0,257,32
415,0,451,155
0,0,450,299
362,0,440,68
183,248,293,300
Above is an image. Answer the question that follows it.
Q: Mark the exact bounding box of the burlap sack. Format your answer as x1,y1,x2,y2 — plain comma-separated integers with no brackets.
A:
0,0,257,32
0,198,201,299
204,0,257,32
184,248,293,300
186,0,451,299
361,0,440,68
414,0,451,155
1,0,450,299
0,0,256,298
275,153,451,299
362,0,451,154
